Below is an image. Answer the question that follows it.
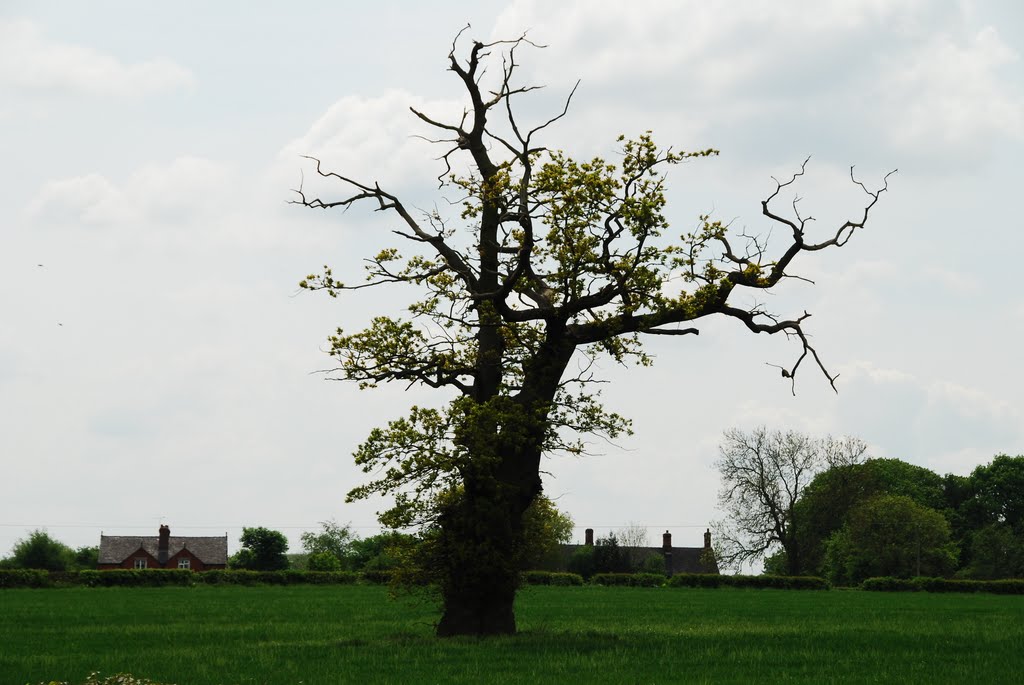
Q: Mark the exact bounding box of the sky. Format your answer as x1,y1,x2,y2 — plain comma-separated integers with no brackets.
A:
3,1,1023,559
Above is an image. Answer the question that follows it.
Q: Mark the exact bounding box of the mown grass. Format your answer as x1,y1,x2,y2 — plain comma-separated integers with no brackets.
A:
2,584,1023,684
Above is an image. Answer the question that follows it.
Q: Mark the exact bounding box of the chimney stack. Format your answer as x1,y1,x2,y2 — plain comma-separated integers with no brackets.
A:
585,528,594,546
662,530,672,550
704,528,712,549
159,524,170,551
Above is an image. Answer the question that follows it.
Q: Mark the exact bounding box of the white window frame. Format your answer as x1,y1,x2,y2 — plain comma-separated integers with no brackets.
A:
133,558,148,569
177,558,191,569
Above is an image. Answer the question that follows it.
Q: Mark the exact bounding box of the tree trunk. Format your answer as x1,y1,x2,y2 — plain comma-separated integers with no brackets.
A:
433,456,540,637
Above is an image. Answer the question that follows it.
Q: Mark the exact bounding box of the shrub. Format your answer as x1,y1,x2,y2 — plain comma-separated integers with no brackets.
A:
0,568,50,588
360,569,394,585
639,554,668,576
307,552,342,572
590,573,665,587
861,576,918,591
77,570,194,587
861,576,1024,594
521,571,584,586
667,573,828,590
567,545,596,580
667,574,724,589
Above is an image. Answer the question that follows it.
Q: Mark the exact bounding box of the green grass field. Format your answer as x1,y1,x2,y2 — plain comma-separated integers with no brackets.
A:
2,584,1023,684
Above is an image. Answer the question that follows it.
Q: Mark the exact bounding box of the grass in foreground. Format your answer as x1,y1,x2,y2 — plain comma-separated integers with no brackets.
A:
2,584,1022,684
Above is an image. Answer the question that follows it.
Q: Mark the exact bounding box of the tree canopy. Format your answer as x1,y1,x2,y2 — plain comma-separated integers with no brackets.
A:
231,527,290,571
294,33,891,636
823,494,957,584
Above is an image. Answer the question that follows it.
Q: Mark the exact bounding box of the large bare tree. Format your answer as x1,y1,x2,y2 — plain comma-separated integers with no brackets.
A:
293,32,892,636
713,427,867,574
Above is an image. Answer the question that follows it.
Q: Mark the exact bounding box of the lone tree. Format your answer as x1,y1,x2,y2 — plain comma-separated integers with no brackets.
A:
294,33,892,636
714,427,867,574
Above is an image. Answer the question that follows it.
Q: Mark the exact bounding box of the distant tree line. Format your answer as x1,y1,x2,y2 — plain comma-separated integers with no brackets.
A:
715,427,1024,584
228,494,574,577
0,530,98,572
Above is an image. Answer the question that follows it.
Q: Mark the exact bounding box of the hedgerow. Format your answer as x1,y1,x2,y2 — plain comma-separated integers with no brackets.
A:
862,576,1024,594
0,569,49,588
590,573,665,587
668,574,829,590
521,571,585,586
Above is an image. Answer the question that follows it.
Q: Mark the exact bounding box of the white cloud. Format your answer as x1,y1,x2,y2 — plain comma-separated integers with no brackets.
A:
27,156,234,229
491,0,1023,163
0,18,194,97
279,90,469,197
833,359,1024,473
879,26,1024,152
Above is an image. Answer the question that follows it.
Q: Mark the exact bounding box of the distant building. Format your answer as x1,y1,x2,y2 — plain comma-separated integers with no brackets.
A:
98,524,228,571
557,528,719,575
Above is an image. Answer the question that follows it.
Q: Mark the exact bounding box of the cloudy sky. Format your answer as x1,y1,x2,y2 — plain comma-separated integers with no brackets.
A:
3,1,1023,558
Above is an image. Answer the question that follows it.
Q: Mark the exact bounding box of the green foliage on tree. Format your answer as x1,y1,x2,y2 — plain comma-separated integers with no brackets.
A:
823,494,957,585
231,527,289,571
7,530,76,571
300,519,354,568
74,546,99,570
294,34,890,636
965,455,1024,532
348,532,419,573
967,523,1024,580
307,551,343,572
794,457,948,576
517,495,574,570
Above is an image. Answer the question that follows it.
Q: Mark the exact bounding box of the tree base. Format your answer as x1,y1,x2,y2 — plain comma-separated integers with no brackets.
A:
436,595,517,637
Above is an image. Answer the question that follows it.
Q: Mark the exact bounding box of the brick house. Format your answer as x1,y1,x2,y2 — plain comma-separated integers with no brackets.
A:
558,528,720,575
98,524,228,571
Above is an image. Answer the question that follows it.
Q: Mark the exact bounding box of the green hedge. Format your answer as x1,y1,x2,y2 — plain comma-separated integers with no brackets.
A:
359,570,394,585
862,576,1024,594
77,570,195,587
0,569,50,588
861,576,919,592
668,573,829,590
197,570,358,586
2,569,364,588
521,571,585,586
590,572,665,587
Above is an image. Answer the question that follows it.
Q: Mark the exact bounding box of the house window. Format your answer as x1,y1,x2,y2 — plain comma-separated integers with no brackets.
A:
134,558,147,569
178,558,191,569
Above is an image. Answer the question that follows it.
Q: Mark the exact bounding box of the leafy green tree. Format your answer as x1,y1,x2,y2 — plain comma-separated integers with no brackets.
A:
823,494,957,585
73,546,99,570
567,545,596,580
592,534,631,574
300,519,354,567
343,531,422,574
966,523,1024,579
965,455,1024,532
794,458,946,575
232,527,289,571
307,551,343,572
518,494,574,570
294,35,891,635
8,530,75,571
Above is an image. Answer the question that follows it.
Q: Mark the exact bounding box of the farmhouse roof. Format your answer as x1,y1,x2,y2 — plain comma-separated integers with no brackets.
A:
98,530,228,565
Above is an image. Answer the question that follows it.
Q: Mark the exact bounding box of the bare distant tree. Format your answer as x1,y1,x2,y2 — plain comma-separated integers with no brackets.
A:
713,427,866,574
616,521,650,549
